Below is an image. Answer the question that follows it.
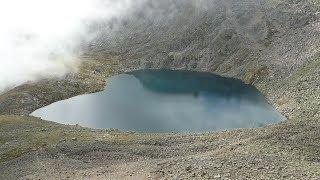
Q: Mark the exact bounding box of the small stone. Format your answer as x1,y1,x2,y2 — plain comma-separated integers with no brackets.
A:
282,174,289,178
72,138,77,141
93,69,102,75
185,166,192,172
214,175,221,179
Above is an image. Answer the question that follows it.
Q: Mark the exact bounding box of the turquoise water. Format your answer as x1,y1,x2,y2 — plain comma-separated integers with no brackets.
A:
32,70,284,132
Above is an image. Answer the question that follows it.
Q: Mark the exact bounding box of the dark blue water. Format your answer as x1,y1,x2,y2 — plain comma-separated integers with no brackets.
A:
32,70,284,132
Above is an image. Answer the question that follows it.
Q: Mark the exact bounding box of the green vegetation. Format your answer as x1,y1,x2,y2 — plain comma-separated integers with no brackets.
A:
243,66,268,84
293,57,320,79
0,145,37,164
0,115,97,163
0,138,5,145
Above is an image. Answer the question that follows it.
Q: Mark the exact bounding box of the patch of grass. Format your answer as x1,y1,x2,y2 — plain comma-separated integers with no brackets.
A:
0,138,6,145
0,143,41,164
0,115,100,164
292,57,320,80
0,129,96,164
243,66,268,84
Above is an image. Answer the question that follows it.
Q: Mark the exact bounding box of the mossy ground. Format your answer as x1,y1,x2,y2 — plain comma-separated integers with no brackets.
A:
0,138,5,145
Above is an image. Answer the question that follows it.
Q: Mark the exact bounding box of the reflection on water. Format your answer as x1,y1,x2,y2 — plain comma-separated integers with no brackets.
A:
32,70,284,132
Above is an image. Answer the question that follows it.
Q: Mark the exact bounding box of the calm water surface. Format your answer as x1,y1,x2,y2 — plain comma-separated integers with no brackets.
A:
32,70,284,132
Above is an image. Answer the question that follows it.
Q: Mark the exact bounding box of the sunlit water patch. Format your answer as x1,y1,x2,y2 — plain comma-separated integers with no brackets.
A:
32,70,284,132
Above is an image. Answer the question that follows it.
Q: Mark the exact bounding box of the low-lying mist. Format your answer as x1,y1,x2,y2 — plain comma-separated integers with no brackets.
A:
0,0,268,93
0,0,144,93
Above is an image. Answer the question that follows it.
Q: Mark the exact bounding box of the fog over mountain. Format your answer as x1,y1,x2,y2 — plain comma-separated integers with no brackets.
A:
87,0,319,77
0,0,144,92
84,0,319,120
0,0,271,92
3,0,318,94
1,0,319,120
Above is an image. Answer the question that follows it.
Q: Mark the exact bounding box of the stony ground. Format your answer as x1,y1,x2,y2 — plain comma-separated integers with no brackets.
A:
0,0,320,179
1,115,320,179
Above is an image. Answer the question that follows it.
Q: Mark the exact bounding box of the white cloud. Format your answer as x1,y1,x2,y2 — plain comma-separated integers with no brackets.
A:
0,0,137,92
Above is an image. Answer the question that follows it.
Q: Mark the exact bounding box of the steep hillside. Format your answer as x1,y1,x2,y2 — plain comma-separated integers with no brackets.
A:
86,0,320,121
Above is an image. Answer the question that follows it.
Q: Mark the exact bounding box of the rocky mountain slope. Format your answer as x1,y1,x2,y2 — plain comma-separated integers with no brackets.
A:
0,0,319,179
86,0,320,121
